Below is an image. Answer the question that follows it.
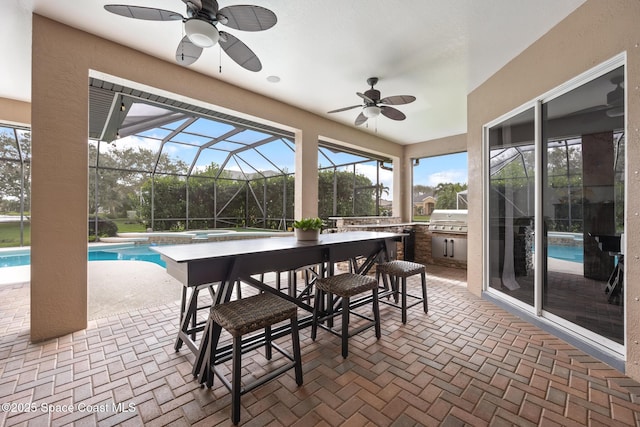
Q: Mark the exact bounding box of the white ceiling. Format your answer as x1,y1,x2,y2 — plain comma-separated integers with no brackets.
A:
3,0,586,145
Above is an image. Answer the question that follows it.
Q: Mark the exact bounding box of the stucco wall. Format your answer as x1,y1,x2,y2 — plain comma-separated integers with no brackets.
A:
30,15,402,341
465,0,640,378
0,98,30,126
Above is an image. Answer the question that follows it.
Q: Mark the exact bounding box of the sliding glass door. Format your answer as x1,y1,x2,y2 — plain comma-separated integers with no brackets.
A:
486,62,625,349
541,67,625,345
487,108,535,307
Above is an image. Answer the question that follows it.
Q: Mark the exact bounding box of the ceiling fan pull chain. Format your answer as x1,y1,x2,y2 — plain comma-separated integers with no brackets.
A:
219,45,222,73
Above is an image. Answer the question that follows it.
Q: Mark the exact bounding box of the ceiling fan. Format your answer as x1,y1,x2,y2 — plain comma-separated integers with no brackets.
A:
328,77,416,126
568,75,624,118
602,75,624,117
104,0,276,72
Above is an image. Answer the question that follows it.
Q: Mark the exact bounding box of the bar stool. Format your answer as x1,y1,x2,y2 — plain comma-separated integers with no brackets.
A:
311,273,380,358
203,292,303,425
376,260,428,324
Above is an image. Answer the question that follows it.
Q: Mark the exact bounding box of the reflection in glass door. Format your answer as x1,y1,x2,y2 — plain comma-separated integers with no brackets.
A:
542,67,625,345
486,63,625,349
487,108,535,307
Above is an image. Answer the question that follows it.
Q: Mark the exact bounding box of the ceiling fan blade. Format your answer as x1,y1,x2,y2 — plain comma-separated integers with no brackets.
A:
381,106,406,121
355,112,368,126
181,0,203,11
560,104,609,119
104,5,183,21
175,36,203,66
380,95,416,105
357,92,375,104
219,31,262,72
218,5,277,31
328,105,361,114
200,0,219,15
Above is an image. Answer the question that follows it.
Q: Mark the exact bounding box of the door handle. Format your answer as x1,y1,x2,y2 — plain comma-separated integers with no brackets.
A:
443,238,448,257
449,239,454,258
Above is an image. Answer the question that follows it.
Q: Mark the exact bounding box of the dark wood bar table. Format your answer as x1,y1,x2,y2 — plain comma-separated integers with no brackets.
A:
151,231,404,380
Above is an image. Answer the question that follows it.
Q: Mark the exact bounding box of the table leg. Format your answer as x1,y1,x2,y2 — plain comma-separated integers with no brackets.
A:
175,283,216,353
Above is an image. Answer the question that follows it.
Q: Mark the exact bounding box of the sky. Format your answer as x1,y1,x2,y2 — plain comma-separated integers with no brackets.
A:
413,152,468,188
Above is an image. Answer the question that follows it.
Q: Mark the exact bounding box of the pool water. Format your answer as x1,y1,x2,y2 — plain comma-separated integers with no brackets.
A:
547,245,583,263
89,245,165,267
0,243,586,269
0,245,165,268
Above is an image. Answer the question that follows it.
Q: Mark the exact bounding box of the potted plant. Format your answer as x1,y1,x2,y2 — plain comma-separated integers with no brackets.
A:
292,217,324,241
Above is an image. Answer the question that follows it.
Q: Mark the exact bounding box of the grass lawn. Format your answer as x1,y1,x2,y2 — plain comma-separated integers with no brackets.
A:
0,218,282,248
0,222,31,247
112,219,147,233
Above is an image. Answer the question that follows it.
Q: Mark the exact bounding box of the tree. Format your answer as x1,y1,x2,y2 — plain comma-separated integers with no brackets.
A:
248,174,295,229
0,130,31,213
412,184,435,199
89,144,187,218
434,182,468,209
317,169,377,218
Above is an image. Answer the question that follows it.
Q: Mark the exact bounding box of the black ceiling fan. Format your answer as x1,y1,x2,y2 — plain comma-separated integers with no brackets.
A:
328,77,416,126
104,0,276,72
567,75,625,118
599,75,624,117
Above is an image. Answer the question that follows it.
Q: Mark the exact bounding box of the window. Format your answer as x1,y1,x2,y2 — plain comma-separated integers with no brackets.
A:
412,152,468,221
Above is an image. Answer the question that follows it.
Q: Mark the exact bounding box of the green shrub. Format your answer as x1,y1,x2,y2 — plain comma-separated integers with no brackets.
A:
292,217,324,231
88,216,118,238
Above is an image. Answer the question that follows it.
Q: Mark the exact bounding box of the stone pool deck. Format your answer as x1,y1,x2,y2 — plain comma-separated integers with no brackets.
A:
0,261,182,320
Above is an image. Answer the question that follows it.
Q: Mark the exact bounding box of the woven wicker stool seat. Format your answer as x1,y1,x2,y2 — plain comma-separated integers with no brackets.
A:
203,292,303,425
377,260,428,324
315,272,378,297
377,260,425,277
210,292,297,337
312,273,381,358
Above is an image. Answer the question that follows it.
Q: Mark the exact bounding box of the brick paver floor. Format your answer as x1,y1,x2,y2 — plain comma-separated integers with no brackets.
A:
1,265,639,426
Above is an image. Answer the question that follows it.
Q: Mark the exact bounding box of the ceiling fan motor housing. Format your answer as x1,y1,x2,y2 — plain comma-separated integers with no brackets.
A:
608,85,623,106
364,89,381,103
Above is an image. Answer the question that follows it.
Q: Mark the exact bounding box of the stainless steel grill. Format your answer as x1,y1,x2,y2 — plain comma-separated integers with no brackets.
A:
429,209,468,262
428,209,468,234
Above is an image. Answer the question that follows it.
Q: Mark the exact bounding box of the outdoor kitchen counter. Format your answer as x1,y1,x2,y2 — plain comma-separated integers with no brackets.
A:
341,222,422,228
335,222,466,270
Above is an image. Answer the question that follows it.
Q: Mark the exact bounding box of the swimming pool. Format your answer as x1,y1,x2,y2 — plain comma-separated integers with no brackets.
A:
547,245,583,263
0,242,586,269
0,244,165,268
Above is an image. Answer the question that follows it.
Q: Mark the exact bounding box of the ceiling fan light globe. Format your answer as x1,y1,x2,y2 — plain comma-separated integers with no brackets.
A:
185,18,219,48
606,106,624,118
363,105,381,118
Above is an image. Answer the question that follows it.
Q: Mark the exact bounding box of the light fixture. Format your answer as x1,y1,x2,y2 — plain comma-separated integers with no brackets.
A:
379,161,392,171
414,158,420,166
606,106,624,118
185,18,219,48
120,102,126,112
363,105,381,118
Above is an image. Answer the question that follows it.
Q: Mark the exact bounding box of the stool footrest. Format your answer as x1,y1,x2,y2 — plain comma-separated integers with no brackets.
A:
379,296,424,310
212,343,298,395
315,310,377,339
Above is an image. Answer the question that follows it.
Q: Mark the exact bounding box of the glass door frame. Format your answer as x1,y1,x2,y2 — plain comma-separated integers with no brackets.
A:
482,53,627,356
